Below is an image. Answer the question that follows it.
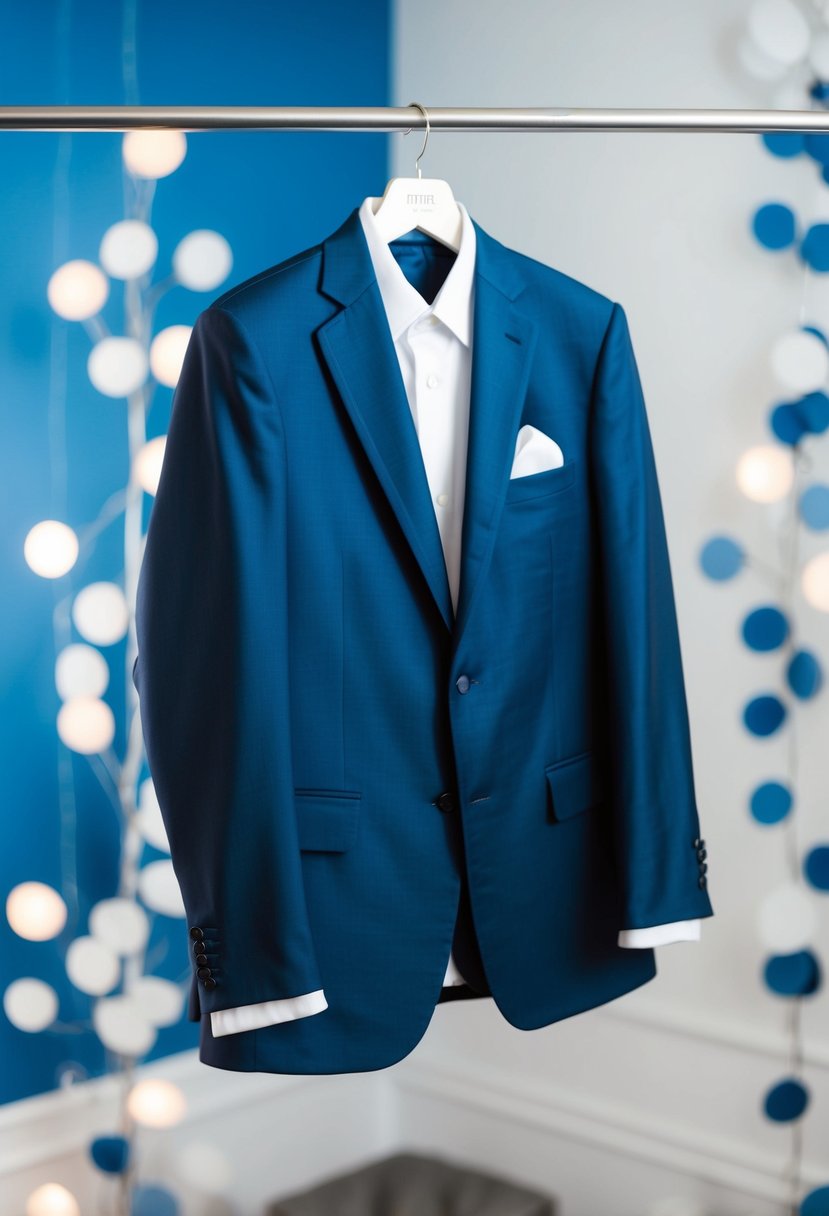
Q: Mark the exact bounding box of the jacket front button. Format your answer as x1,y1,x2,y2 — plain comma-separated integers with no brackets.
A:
436,791,455,813
203,976,216,990
189,926,204,940
456,674,470,693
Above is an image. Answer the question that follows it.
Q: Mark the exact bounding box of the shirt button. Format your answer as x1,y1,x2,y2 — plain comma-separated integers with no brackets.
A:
437,492,449,506
456,674,470,693
426,373,440,389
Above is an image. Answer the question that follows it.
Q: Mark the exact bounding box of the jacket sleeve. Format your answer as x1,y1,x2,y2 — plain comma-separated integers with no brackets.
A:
589,302,714,931
134,305,326,1021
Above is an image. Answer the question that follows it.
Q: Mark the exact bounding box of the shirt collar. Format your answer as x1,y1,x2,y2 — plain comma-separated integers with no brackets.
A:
358,194,475,347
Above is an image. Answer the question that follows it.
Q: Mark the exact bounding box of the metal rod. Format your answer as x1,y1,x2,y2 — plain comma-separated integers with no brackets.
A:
3,104,829,133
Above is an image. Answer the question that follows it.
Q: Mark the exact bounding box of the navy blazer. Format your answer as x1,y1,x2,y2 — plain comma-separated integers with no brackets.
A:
133,203,714,1075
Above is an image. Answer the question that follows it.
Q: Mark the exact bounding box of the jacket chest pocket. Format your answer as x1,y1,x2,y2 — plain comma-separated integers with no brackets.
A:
505,458,577,505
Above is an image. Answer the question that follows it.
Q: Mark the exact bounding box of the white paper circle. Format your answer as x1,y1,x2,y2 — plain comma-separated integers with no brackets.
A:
89,897,150,956
128,975,184,1027
747,0,810,66
6,882,67,941
65,936,120,995
56,696,115,754
135,779,170,851
175,1141,233,1193
132,436,167,497
735,444,794,502
25,1182,81,1216
72,581,129,646
138,859,185,917
23,520,79,579
88,336,149,397
802,550,829,610
99,219,159,280
127,1077,187,1127
770,330,829,393
736,32,791,80
150,324,192,387
92,994,157,1056
55,644,109,701
172,229,232,291
757,882,818,950
122,130,187,179
3,978,59,1032
771,78,811,110
47,259,109,320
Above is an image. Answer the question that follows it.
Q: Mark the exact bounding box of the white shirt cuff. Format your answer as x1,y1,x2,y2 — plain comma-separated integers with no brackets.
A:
209,989,328,1037
617,918,701,948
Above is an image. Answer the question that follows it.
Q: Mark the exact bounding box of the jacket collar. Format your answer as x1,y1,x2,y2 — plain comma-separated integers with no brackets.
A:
356,194,476,346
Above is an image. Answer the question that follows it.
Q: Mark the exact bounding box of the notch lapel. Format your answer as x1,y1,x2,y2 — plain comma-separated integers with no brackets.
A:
316,207,538,645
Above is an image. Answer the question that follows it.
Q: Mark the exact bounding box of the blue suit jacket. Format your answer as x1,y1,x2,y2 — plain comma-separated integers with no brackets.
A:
133,203,714,1075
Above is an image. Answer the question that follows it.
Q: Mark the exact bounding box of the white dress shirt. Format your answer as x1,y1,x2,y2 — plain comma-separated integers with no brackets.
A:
209,196,700,1038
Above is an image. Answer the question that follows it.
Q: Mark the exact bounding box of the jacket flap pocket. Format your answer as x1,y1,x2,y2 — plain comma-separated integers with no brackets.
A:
294,788,361,852
545,751,605,822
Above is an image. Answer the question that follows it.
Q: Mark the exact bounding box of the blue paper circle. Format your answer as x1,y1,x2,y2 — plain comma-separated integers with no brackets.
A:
743,694,786,736
801,223,829,271
752,203,797,250
761,132,804,158
763,1077,810,1122
804,133,829,166
770,401,808,445
787,650,822,698
804,844,829,891
798,389,829,434
741,606,789,651
802,324,829,347
810,81,829,102
89,1135,130,1175
764,950,821,997
750,780,793,824
800,484,829,528
801,1184,829,1215
131,1184,179,1216
699,536,744,581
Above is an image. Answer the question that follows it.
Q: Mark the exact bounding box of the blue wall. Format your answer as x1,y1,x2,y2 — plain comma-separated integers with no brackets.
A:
0,0,390,1105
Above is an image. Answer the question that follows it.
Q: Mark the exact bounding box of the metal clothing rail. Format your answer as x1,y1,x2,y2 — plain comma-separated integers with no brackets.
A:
4,104,829,133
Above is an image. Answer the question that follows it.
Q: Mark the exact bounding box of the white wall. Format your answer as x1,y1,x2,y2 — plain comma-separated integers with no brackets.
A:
390,0,829,1211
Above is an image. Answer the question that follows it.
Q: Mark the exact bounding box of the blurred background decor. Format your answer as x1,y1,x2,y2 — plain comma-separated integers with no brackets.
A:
1,2,828,1215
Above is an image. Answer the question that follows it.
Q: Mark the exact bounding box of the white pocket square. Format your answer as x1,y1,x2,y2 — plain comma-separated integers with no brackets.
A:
510,424,564,478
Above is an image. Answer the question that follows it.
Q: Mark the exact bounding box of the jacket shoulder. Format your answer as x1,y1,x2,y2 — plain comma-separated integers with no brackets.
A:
206,237,324,326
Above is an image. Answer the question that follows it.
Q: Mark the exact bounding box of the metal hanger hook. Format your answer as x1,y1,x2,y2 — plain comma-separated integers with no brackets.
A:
404,101,430,178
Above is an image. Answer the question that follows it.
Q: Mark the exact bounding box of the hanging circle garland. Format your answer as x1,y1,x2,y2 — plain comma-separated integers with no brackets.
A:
749,779,793,824
801,1185,829,1214
763,1076,810,1122
741,605,790,650
742,692,787,735
763,949,822,996
699,535,745,580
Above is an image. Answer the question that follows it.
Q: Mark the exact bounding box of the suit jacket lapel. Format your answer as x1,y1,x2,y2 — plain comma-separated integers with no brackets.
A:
317,206,538,645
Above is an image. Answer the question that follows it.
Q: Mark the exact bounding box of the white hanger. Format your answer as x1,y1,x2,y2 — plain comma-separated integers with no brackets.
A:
370,102,463,252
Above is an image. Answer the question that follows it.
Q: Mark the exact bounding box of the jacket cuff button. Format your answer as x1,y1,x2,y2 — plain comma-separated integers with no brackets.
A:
189,926,204,940
203,976,216,990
